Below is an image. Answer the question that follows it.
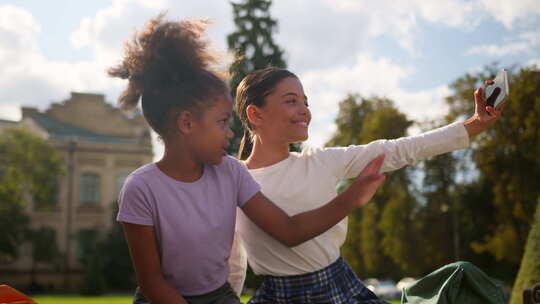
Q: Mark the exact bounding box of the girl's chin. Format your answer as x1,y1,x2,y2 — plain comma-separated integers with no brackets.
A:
289,134,309,143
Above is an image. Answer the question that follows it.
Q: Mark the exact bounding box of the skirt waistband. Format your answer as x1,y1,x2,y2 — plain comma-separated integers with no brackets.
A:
262,257,347,288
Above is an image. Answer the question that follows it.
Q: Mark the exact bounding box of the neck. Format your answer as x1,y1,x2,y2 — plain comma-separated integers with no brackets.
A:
156,140,203,182
245,135,290,169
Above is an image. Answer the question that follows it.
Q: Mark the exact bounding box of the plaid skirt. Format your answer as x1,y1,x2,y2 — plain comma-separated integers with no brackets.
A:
248,257,389,304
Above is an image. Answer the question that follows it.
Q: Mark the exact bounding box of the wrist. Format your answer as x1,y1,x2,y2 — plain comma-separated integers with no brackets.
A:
463,115,483,138
341,183,363,209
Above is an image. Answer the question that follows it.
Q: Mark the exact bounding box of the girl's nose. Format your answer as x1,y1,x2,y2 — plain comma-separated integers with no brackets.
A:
226,127,234,139
300,104,310,117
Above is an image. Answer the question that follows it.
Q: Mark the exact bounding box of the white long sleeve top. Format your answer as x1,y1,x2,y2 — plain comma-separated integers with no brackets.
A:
228,121,470,282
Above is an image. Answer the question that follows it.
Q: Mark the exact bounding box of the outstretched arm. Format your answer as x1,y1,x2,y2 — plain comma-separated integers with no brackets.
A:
241,154,386,247
322,81,504,179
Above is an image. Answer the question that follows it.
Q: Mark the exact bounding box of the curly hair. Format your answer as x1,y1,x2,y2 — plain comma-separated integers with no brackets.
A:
108,13,228,139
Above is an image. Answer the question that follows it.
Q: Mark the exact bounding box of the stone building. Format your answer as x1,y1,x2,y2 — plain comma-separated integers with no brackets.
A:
0,92,153,290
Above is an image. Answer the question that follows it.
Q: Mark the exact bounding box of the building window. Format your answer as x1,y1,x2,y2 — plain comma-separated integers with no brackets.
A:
77,228,98,262
80,173,100,204
116,173,129,196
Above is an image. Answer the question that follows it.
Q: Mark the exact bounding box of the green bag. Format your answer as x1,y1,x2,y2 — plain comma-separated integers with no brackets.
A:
402,261,507,304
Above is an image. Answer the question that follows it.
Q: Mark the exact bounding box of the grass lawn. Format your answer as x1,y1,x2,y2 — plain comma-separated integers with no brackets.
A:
32,295,400,303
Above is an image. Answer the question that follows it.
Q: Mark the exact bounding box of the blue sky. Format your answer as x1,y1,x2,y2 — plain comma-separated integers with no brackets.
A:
0,0,539,157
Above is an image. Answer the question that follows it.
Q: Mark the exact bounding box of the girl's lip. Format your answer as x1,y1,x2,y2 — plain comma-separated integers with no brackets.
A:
293,121,309,127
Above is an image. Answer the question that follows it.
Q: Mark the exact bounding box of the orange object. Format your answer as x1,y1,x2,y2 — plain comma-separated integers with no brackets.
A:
0,285,36,304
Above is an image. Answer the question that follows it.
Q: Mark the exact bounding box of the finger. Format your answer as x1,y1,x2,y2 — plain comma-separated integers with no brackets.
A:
371,153,386,174
494,104,504,116
486,106,497,116
361,154,386,176
362,174,386,194
474,88,486,109
376,174,386,185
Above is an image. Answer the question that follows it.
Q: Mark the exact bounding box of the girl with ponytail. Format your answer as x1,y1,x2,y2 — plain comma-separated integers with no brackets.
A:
113,14,388,304
232,67,503,303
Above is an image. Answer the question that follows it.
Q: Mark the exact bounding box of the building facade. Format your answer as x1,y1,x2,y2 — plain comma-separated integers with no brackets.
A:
0,92,153,290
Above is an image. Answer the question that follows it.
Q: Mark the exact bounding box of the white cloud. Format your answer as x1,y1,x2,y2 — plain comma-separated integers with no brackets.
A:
70,0,166,64
0,5,40,49
466,29,540,57
309,0,482,56
527,58,540,68
478,0,540,28
70,0,233,63
466,42,530,57
519,30,540,45
0,104,22,121
411,0,478,28
0,4,127,107
300,53,451,147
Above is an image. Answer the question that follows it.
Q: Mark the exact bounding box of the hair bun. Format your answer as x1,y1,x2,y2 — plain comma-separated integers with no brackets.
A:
108,13,220,110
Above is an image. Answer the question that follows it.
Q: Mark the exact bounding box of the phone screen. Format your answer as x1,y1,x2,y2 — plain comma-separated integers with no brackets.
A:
484,70,509,109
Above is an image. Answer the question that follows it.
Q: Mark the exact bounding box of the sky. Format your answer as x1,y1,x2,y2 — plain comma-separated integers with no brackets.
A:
0,0,539,158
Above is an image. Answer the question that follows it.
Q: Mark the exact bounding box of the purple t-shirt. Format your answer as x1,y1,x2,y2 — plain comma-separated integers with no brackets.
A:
117,156,260,296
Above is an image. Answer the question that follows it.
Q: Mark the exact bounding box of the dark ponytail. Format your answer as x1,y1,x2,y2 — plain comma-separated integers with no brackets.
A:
237,130,253,161
108,13,228,141
234,67,297,160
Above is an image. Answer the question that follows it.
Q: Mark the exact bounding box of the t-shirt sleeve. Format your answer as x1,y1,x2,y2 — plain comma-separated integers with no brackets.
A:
116,176,154,226
317,121,470,180
229,157,261,207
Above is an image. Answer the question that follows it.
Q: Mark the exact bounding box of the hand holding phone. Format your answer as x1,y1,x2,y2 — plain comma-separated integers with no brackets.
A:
484,69,509,109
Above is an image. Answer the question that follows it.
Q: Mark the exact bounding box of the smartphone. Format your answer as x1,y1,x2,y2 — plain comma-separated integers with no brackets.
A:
484,69,509,109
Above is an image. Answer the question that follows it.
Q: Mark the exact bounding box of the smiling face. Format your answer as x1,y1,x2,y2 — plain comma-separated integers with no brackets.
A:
250,77,311,144
187,94,234,165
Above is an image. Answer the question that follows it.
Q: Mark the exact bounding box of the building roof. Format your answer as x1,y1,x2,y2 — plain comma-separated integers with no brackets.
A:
29,113,140,145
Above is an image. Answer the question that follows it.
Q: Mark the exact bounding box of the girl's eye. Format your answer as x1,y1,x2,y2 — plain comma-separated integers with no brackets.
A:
286,99,296,104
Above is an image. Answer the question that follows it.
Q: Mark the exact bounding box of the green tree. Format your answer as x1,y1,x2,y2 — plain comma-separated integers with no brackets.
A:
509,198,540,304
445,66,540,267
326,94,371,147
0,127,62,261
327,95,414,279
227,0,287,154
409,120,463,274
81,250,106,295
26,227,60,290
0,187,28,263
98,204,136,291
77,229,106,295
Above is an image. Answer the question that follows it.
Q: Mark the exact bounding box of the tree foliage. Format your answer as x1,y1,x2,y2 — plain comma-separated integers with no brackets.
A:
26,226,60,290
227,0,287,154
328,95,413,279
0,127,62,261
509,198,540,304
445,66,540,265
